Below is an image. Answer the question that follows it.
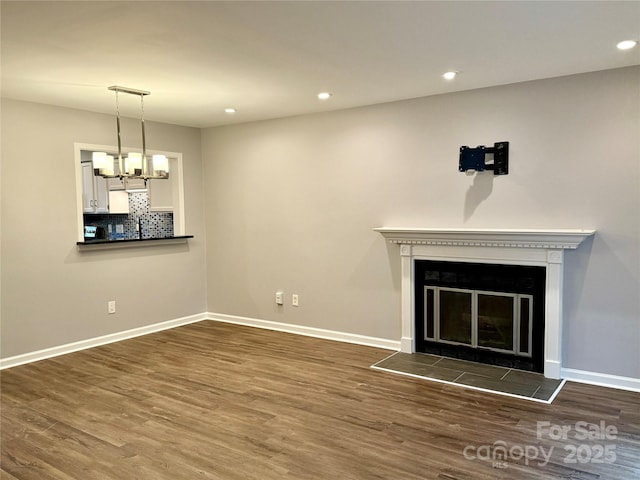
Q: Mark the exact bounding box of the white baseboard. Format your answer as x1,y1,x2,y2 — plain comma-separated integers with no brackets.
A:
3,310,638,396
561,367,640,393
544,359,562,380
400,336,413,353
0,313,208,370
206,312,401,351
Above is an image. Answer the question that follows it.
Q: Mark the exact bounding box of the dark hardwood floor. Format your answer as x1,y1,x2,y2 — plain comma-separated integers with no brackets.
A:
1,321,639,479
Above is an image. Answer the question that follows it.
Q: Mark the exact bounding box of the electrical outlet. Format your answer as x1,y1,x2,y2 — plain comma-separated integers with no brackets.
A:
108,300,116,314
292,294,299,307
275,292,284,305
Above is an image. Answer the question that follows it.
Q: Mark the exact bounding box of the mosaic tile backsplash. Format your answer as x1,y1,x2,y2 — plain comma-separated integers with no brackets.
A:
84,191,173,240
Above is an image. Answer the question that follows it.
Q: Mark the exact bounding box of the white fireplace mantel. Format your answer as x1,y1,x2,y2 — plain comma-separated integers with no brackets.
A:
375,227,595,379
373,227,595,249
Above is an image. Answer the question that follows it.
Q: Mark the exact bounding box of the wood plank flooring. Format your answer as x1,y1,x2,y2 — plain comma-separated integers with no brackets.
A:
1,321,639,480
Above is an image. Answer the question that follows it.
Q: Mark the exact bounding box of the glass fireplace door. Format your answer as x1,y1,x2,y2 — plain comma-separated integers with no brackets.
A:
439,289,472,345
424,287,532,357
477,293,514,351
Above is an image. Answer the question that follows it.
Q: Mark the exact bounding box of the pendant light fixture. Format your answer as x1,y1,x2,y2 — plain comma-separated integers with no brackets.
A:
93,86,169,183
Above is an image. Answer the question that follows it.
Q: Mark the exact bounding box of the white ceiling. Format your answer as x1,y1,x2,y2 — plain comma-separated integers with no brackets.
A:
2,1,639,128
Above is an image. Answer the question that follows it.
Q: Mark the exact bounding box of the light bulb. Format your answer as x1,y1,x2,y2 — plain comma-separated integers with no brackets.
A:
617,40,638,50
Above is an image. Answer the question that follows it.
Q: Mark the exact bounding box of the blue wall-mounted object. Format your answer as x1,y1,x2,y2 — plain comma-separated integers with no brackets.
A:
459,141,509,175
459,146,487,172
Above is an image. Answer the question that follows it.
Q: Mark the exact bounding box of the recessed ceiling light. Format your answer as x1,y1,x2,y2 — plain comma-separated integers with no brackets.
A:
617,40,638,50
443,71,458,80
317,92,332,100
224,108,236,114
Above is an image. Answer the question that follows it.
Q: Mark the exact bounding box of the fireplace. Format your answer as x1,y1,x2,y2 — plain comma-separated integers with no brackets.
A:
414,260,545,372
374,228,595,379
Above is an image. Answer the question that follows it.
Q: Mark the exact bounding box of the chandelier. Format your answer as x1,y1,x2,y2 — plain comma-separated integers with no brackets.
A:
92,86,169,183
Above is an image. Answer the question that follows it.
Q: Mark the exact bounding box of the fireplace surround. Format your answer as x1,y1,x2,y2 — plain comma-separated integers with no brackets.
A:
374,228,595,379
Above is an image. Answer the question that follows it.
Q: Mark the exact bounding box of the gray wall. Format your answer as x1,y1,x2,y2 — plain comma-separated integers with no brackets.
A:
202,66,640,379
2,67,638,380
1,99,207,358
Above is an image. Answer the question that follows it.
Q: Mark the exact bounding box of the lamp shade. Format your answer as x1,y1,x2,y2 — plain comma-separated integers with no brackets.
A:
92,151,114,176
104,155,115,176
125,152,143,175
152,154,169,177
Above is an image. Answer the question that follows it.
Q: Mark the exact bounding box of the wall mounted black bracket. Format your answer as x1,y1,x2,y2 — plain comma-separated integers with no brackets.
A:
459,141,509,175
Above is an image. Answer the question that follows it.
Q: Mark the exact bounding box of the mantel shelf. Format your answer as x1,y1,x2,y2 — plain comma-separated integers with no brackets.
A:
373,227,595,250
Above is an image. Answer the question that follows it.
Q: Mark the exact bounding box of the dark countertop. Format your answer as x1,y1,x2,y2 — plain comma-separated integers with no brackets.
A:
77,235,193,246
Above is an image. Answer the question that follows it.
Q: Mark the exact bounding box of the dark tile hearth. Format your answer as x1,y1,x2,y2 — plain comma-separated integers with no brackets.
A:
372,352,564,403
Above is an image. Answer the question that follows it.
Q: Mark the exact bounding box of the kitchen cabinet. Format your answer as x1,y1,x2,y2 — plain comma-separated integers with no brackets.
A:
124,177,147,190
108,190,130,214
82,162,109,213
106,162,146,191
107,177,125,191
149,177,174,211
108,177,147,191
149,156,177,212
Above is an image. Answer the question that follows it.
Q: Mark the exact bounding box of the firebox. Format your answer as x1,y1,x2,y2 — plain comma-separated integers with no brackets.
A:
415,260,546,372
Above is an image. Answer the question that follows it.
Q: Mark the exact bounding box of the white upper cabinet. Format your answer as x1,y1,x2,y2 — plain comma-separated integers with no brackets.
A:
106,160,146,191
149,177,173,211
81,162,109,213
108,190,130,214
148,156,177,211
